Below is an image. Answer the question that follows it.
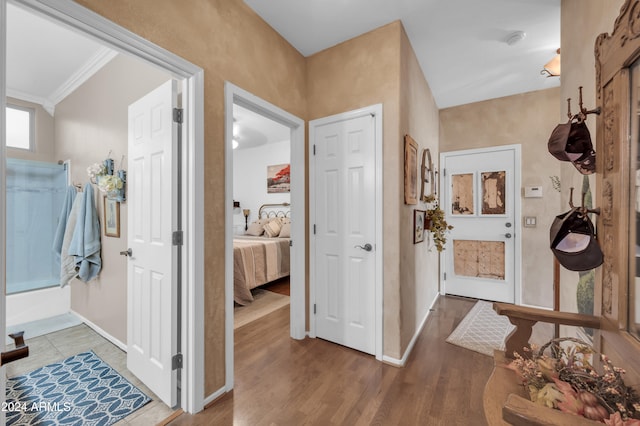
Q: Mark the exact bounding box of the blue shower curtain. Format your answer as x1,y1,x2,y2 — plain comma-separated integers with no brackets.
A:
6,158,67,294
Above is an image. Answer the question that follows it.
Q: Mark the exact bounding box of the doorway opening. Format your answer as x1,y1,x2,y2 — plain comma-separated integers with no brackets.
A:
1,0,205,416
223,83,305,393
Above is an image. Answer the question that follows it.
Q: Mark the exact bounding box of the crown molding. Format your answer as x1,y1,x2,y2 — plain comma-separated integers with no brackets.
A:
48,47,118,107
6,87,54,115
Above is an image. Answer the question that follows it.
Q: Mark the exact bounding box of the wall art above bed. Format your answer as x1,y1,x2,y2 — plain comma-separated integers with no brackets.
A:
267,163,290,193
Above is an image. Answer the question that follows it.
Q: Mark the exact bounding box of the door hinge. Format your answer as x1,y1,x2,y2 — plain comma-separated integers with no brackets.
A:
313,224,316,235
443,168,446,177
172,353,183,370
289,240,293,247
313,304,316,314
173,108,183,124
313,144,316,155
172,230,183,246
444,272,447,281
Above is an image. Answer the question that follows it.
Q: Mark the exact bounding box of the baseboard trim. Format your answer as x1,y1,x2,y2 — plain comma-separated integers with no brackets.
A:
203,386,228,408
70,310,127,351
382,294,439,367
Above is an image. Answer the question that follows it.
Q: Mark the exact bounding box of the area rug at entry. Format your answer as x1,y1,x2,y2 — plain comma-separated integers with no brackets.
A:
445,300,515,356
5,350,150,426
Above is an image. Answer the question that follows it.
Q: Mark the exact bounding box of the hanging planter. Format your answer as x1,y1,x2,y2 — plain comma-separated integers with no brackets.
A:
87,158,126,202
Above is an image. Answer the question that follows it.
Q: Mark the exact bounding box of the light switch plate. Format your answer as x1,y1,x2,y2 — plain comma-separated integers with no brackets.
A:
524,216,537,227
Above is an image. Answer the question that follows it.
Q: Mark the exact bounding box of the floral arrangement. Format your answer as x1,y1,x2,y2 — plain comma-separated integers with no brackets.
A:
87,158,126,201
509,337,640,425
423,195,453,252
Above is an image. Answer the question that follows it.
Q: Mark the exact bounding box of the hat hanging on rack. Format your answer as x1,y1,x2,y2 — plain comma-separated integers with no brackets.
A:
547,86,601,175
549,187,603,271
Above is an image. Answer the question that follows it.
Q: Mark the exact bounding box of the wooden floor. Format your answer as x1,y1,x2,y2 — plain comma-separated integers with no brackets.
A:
170,295,493,425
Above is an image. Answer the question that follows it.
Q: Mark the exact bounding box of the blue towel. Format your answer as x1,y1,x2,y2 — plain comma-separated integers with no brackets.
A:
68,183,102,282
52,186,77,263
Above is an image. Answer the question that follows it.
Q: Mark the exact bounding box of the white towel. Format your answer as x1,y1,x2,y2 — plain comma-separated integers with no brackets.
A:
68,183,102,282
60,193,82,287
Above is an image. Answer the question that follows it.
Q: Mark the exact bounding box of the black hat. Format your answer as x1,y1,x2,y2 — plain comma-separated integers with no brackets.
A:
548,120,596,175
550,208,603,271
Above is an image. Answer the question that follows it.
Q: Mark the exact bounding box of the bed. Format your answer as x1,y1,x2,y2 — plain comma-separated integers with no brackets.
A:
233,203,291,305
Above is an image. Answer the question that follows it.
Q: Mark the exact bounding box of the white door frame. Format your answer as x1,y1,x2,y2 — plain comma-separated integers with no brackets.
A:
1,0,205,414
223,82,306,391
0,1,6,422
308,104,384,361
439,144,522,305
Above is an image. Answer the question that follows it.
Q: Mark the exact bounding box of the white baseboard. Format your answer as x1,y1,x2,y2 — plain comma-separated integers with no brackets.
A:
71,310,127,352
203,386,227,407
382,294,439,367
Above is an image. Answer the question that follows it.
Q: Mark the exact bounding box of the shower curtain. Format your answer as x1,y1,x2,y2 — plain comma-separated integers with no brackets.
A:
6,158,67,294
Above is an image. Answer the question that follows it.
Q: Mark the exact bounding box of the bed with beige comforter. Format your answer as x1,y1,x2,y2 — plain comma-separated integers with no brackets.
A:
233,235,290,305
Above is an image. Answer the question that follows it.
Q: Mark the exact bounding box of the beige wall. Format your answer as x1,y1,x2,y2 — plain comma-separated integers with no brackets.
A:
54,54,170,343
6,97,55,162
398,27,441,353
558,0,625,313
440,88,561,307
76,0,308,396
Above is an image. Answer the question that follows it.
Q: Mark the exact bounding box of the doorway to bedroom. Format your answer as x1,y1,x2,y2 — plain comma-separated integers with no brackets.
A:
224,83,305,390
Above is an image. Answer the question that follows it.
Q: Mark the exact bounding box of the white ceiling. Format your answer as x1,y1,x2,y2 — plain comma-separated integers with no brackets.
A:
233,104,290,150
7,1,561,121
6,4,116,115
244,0,562,108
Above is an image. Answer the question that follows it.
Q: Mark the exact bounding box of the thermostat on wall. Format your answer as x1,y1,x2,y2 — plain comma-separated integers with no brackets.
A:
524,186,543,198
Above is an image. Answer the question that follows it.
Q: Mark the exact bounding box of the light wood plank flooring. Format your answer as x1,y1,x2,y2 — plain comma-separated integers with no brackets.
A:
4,323,175,425
171,295,494,425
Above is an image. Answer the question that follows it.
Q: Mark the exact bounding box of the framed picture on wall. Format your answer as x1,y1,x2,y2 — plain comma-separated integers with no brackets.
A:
104,197,120,238
267,163,291,193
404,135,418,204
414,209,426,244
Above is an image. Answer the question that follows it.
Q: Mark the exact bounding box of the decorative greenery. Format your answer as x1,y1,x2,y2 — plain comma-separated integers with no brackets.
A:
87,158,126,201
423,195,453,252
509,337,640,424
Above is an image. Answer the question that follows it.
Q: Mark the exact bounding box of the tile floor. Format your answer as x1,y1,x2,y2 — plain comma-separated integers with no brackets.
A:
5,323,175,425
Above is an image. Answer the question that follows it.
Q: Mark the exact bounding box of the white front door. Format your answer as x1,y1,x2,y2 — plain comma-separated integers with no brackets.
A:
127,79,178,407
440,146,520,303
310,110,377,355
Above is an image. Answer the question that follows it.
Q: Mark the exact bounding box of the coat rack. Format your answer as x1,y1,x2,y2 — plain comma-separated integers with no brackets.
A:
568,186,601,216
566,86,601,122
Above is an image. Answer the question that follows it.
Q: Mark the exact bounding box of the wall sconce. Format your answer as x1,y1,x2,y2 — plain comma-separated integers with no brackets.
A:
243,209,250,231
541,48,561,77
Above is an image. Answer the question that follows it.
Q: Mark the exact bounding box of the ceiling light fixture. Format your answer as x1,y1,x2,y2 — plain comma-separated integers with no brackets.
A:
506,31,526,46
541,48,561,77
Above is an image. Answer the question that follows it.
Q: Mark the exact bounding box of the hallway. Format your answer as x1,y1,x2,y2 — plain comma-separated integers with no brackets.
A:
171,296,493,425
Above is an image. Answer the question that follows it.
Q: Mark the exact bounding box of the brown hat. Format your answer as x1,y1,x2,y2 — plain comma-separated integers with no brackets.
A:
548,120,596,175
550,208,603,271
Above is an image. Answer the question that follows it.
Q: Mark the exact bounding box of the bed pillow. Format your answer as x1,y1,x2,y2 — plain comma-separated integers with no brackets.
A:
279,217,291,225
263,218,282,237
246,220,265,236
279,222,291,238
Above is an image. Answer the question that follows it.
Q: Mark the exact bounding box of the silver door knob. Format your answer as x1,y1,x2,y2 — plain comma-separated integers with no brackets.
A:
120,248,132,257
355,243,373,252
505,233,512,239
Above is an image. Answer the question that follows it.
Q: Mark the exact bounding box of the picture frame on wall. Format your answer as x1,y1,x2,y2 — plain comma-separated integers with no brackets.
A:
414,209,426,244
104,196,120,238
404,135,418,204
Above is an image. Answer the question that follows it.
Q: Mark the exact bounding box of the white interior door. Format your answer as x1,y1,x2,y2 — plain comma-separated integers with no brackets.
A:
127,79,178,407
311,111,377,355
441,146,520,303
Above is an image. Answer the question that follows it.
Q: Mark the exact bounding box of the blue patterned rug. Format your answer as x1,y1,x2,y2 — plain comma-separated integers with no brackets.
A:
5,350,151,426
